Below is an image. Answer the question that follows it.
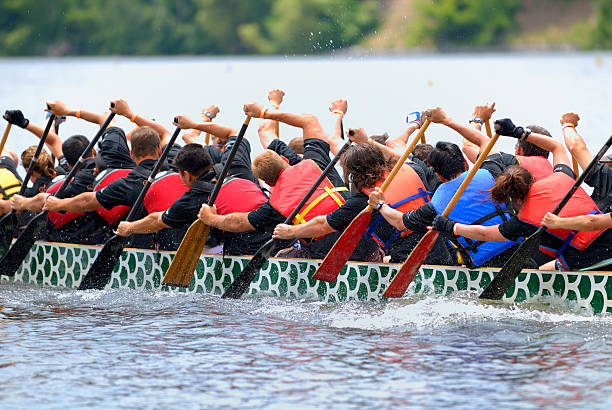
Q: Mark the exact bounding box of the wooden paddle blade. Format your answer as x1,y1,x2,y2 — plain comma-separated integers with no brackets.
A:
162,220,210,287
312,208,373,282
78,235,127,290
479,228,545,300
0,212,17,253
0,211,48,277
383,230,439,298
222,239,278,299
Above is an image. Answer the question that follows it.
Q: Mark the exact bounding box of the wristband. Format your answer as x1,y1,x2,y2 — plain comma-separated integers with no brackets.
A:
203,111,214,121
130,113,137,122
76,110,81,119
521,128,532,141
406,111,422,128
260,108,268,119
470,116,483,125
331,109,344,116
271,103,280,110
452,224,459,236
562,123,576,131
376,201,386,211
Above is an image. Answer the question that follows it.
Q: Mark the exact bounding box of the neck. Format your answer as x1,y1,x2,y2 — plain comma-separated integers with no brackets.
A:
135,155,159,164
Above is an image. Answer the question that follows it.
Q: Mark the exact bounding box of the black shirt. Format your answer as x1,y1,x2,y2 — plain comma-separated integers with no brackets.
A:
585,163,612,212
222,136,258,184
55,155,71,176
267,139,302,165
97,127,136,170
481,152,521,178
96,159,156,210
23,175,52,197
61,158,96,199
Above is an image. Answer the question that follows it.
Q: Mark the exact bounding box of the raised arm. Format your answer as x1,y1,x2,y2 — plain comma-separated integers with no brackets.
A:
327,99,347,155
3,110,63,159
268,88,285,138
427,106,494,156
347,127,400,163
110,99,170,145
182,105,219,145
174,116,236,142
244,103,326,141
46,100,107,126
560,112,591,171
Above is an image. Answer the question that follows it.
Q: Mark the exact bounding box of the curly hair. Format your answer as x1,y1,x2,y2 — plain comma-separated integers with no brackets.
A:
21,146,56,178
340,142,387,191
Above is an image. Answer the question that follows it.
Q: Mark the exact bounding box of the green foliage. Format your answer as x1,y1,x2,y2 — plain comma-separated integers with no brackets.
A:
591,0,612,48
0,0,379,55
411,0,521,47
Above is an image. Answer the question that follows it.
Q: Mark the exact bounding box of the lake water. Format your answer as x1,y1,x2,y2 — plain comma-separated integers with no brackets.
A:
1,53,612,409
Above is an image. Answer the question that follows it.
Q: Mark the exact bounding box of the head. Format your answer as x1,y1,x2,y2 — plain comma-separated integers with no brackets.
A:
21,146,56,178
130,126,161,161
62,135,93,167
252,150,290,186
288,137,304,155
370,133,389,146
515,125,551,159
489,165,534,209
340,142,387,191
428,141,466,181
600,151,612,170
173,143,213,187
412,143,434,166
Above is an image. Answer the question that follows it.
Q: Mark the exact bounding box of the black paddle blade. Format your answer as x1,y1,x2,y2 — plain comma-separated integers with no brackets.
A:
0,211,49,277
78,235,127,290
0,212,17,254
479,228,545,300
222,239,278,299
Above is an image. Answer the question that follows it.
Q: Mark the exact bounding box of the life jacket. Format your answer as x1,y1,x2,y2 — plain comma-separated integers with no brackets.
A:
143,171,189,213
515,155,553,182
362,165,431,251
46,176,86,228
93,168,131,225
430,169,520,268
269,159,347,225
0,168,21,200
215,176,268,215
518,171,604,266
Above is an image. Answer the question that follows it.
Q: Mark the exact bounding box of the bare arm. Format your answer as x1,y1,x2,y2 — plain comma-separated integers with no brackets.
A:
560,113,591,171
43,192,101,213
46,100,107,126
327,99,348,156
0,199,11,214
174,116,236,142
198,204,255,233
115,212,169,236
387,123,419,153
367,188,406,231
453,223,507,241
258,121,276,150
523,132,570,167
25,122,63,159
11,193,47,213
273,216,336,240
244,103,326,141
429,107,493,156
110,99,170,145
348,128,401,163
542,212,612,231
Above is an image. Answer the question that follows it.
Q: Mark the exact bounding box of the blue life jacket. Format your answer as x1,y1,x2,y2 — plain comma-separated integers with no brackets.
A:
430,169,520,268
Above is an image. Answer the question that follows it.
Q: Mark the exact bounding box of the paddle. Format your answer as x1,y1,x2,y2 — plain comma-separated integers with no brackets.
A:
0,123,11,154
222,122,352,299
311,117,432,283
0,114,54,253
479,133,612,300
0,112,116,277
161,116,252,287
78,122,183,290
383,125,501,298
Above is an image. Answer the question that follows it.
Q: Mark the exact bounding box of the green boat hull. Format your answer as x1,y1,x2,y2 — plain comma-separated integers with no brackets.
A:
2,241,612,314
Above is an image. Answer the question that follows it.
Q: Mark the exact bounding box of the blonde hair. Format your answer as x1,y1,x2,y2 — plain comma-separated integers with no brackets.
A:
252,150,287,186
21,146,56,178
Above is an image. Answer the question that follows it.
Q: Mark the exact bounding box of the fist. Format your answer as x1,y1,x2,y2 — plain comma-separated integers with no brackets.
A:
109,99,132,117
268,89,285,107
243,102,264,118
495,118,524,139
329,99,347,115
3,110,29,128
45,100,70,117
560,112,580,127
173,115,197,130
203,105,220,120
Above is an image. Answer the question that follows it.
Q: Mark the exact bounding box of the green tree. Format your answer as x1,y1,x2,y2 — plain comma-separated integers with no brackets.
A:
411,0,520,48
591,0,612,48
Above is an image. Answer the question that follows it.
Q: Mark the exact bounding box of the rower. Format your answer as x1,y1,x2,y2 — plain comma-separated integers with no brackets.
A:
0,147,21,215
198,102,354,260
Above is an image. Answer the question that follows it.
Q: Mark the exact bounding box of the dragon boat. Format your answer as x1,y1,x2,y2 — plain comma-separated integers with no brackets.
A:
2,241,612,314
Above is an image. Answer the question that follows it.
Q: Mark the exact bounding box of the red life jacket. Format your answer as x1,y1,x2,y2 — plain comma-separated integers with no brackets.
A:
515,155,553,182
215,177,267,215
518,172,603,257
362,165,431,250
269,159,347,224
143,171,189,213
93,168,131,225
46,177,86,228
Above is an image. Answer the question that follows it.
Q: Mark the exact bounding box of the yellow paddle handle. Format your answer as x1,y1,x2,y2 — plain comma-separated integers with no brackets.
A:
572,156,579,176
484,120,493,139
275,121,280,138
441,132,500,217
205,133,210,145
0,123,11,154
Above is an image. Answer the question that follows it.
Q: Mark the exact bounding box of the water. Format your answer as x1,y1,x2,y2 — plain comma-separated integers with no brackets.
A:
1,53,612,408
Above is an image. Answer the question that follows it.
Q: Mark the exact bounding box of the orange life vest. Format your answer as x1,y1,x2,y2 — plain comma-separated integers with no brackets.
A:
215,177,267,215
363,165,431,250
93,168,131,225
269,159,347,224
143,171,189,214
47,177,86,228
518,171,603,257
515,155,553,182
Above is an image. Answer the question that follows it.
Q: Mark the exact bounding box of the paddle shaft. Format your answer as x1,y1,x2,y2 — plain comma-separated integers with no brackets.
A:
18,114,55,196
124,125,181,223
0,123,11,154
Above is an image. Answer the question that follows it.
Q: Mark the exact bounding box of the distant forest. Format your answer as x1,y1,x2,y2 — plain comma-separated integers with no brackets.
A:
1,0,611,56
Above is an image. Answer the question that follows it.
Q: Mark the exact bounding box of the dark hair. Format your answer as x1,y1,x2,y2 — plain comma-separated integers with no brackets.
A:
428,141,466,180
489,165,534,206
413,143,434,165
340,142,387,191
370,133,389,145
288,137,304,155
131,126,161,159
518,125,551,159
173,144,212,176
62,135,91,166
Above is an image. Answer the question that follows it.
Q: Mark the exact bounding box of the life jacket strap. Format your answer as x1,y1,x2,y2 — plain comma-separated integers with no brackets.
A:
293,186,347,224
